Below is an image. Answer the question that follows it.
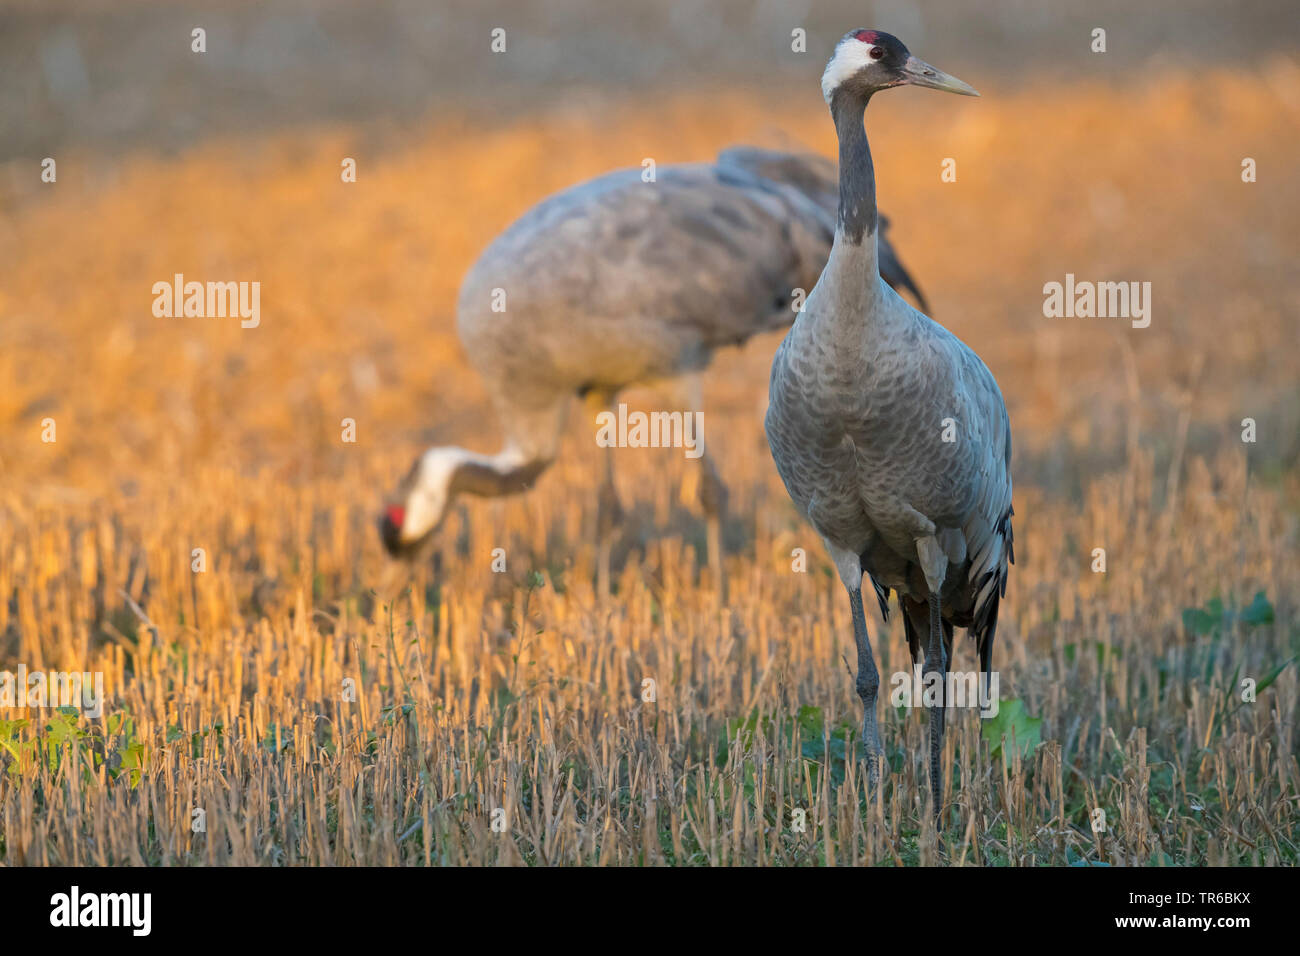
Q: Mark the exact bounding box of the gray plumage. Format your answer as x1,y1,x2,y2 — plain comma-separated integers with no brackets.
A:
457,148,924,412
764,30,1013,821
382,145,928,601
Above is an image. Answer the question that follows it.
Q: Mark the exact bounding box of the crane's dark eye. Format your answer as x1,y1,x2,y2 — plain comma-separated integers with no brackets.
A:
869,46,885,60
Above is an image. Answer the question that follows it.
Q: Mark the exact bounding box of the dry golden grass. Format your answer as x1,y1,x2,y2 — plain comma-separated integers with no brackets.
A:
0,67,1297,864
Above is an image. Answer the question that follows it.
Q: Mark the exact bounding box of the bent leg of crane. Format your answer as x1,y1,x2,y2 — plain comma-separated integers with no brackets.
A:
848,585,885,792
828,542,884,792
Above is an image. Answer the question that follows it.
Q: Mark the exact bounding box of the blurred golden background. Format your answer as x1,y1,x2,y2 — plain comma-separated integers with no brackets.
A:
0,0,1296,865
3,0,1297,492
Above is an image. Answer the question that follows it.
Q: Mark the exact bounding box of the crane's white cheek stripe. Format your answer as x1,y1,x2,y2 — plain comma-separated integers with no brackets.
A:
822,41,878,103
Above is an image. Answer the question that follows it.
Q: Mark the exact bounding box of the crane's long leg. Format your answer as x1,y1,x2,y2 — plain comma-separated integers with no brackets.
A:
848,584,885,790
661,373,727,600
827,542,883,791
925,591,947,822
697,452,729,601
595,437,623,601
586,390,624,601
915,534,949,826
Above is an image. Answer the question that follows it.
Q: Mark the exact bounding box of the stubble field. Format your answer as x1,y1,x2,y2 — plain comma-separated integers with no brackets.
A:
1,65,1298,864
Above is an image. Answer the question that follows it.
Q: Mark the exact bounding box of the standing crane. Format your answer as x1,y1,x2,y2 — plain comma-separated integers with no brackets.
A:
381,147,929,599
764,31,1014,822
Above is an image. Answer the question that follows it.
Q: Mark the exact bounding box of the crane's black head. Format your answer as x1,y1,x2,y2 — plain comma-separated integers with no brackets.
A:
821,30,979,105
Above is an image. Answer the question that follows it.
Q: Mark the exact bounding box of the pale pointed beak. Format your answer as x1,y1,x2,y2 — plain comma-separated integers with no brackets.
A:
901,55,980,96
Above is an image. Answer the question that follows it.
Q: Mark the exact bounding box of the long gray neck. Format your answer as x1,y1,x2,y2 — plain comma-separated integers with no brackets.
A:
813,89,886,326
832,90,878,248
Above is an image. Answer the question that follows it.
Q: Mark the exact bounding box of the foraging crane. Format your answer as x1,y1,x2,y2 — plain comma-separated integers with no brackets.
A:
764,31,1014,821
381,147,929,598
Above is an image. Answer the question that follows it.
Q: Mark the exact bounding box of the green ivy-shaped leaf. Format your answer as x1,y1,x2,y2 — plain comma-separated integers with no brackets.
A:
981,698,1042,760
1240,592,1274,627
796,705,824,738
122,741,146,788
